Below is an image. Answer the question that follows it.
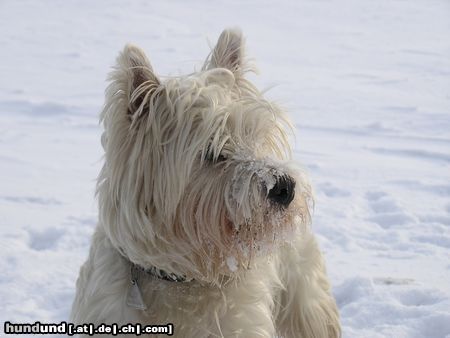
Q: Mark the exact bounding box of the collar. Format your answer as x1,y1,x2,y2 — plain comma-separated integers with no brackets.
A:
131,262,188,283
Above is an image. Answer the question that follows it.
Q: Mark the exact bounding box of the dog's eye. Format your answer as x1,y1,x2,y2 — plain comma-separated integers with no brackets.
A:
204,150,227,164
216,154,227,163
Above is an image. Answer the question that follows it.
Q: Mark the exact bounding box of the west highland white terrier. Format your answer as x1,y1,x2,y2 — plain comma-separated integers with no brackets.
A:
71,28,340,338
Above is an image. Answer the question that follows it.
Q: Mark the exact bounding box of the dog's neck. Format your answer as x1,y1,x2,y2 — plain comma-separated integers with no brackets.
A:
117,247,189,283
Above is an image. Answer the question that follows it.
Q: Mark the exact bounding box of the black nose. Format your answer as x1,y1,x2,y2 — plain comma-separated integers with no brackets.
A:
268,175,295,207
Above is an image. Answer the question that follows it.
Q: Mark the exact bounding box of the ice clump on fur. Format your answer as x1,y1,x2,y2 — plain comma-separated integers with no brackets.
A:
226,256,238,272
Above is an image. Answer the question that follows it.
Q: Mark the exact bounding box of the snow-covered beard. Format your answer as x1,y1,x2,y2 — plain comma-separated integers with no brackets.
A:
177,156,312,280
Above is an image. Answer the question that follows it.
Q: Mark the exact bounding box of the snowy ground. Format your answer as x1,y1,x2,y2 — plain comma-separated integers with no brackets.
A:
1,0,449,337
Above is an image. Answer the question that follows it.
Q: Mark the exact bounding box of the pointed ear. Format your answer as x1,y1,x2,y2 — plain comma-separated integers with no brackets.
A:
117,44,161,116
205,28,245,76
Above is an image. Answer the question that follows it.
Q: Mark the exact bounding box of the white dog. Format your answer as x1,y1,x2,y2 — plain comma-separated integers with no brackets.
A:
71,28,340,338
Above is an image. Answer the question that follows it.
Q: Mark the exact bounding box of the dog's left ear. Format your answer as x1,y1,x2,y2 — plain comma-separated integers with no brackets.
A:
205,28,246,77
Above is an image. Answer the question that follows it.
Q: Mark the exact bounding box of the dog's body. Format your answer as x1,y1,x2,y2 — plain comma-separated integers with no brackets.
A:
71,29,340,337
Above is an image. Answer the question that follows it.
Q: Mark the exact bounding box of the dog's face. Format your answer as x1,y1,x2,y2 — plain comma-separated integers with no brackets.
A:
98,29,312,282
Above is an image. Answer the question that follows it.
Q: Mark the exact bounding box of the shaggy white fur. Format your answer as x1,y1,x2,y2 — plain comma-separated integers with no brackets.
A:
71,28,341,337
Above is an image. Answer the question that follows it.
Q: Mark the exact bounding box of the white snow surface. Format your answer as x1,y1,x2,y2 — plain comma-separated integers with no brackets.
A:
1,0,449,337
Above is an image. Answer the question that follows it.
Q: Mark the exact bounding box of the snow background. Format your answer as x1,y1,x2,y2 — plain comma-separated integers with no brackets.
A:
1,0,449,337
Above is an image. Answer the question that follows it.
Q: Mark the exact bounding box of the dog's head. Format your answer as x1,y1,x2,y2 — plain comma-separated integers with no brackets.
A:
98,29,312,283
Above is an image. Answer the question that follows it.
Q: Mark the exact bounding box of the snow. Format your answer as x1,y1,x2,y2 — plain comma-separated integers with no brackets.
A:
1,0,449,337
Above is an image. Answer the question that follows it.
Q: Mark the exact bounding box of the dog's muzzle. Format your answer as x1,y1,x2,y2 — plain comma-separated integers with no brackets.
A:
267,175,295,207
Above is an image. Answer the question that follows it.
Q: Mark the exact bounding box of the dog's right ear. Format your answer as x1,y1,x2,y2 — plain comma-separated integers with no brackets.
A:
205,28,246,77
116,44,161,118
